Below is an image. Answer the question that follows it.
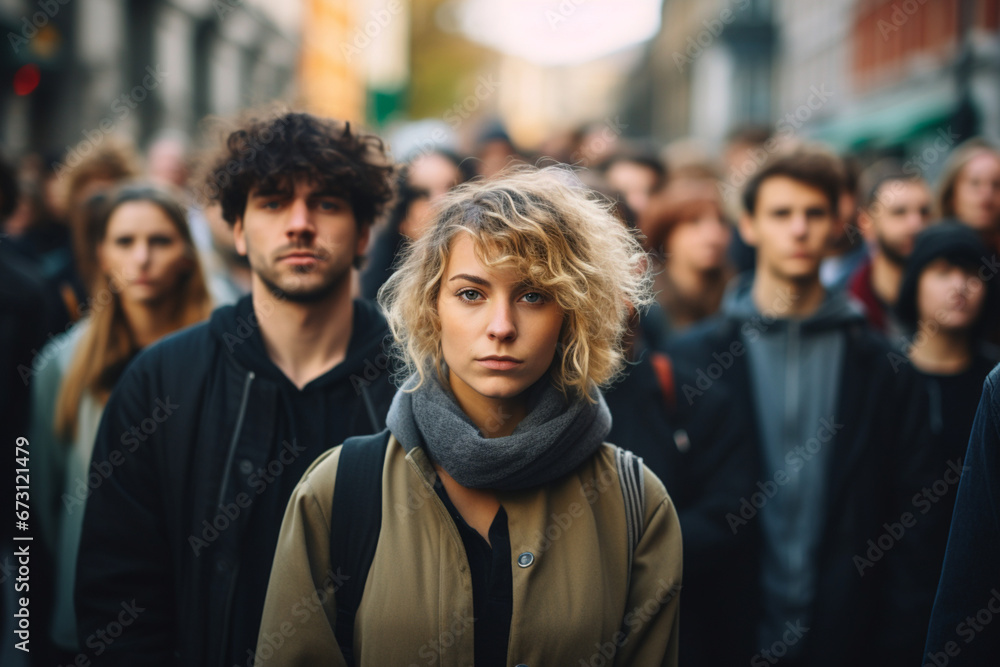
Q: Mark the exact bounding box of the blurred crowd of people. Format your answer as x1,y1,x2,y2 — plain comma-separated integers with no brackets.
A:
2,110,1000,667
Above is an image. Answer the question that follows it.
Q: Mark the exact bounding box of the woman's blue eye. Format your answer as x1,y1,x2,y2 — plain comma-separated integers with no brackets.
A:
459,290,481,301
522,292,543,303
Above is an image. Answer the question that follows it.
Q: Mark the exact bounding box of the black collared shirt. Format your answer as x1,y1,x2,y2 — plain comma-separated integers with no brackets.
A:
434,478,513,666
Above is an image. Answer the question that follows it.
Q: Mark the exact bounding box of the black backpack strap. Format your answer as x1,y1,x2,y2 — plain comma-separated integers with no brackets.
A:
330,429,391,666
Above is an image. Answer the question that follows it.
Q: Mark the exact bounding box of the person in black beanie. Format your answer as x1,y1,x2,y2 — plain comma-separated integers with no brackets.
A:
893,221,1000,622
895,221,1000,464
896,221,1000,350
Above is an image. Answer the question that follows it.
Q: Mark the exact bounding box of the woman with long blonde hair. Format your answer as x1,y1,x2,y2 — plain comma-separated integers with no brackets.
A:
31,182,212,659
256,166,682,666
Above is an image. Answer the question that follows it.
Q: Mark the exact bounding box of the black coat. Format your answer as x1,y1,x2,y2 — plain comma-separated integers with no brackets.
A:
75,296,397,667
924,362,1000,664
664,315,944,667
604,338,760,667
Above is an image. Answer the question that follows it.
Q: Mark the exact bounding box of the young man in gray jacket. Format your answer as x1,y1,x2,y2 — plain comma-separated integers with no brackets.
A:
668,147,942,667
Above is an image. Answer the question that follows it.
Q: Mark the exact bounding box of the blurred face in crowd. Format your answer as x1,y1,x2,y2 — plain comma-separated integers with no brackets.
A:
606,160,660,216
861,179,932,265
724,141,759,180
234,178,368,303
399,155,454,241
666,202,731,274
953,152,1000,232
147,138,189,189
917,259,985,332
398,193,433,241
477,140,517,179
437,235,565,410
100,201,193,305
408,153,460,200
740,176,833,283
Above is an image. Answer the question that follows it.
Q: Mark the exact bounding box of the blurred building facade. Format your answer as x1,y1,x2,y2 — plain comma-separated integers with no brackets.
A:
624,0,1000,165
820,0,1000,175
623,0,777,151
0,0,299,161
0,0,414,166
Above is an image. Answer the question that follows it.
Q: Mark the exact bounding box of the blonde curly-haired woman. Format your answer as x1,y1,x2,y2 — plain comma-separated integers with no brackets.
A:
256,166,683,666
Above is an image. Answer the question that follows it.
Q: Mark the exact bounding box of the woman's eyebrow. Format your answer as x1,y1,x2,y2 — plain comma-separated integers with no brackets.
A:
448,273,490,286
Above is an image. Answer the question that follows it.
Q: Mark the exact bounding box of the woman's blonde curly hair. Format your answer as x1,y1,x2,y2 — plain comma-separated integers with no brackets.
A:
377,164,654,402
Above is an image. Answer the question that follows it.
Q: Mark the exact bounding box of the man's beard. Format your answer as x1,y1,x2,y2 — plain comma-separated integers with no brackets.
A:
256,262,351,304
877,232,910,266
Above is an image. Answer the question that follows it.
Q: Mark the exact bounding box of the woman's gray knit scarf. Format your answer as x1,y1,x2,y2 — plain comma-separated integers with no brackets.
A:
385,370,612,491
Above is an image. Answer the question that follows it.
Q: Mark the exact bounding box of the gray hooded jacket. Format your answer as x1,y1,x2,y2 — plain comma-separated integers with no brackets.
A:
722,275,866,650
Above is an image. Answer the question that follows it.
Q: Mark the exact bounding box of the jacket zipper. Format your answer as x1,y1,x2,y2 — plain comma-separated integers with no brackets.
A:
212,370,254,667
786,321,804,593
216,371,255,509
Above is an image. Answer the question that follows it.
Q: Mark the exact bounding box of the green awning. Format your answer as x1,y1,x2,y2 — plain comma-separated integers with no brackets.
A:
808,94,954,150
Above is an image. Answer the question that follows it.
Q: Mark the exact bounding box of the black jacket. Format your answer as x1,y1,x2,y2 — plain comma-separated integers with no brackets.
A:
1,246,62,665
665,313,943,667
75,296,397,667
604,336,760,667
924,362,1000,664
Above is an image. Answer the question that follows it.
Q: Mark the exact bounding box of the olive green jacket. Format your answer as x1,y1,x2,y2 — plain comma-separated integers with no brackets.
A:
256,436,682,666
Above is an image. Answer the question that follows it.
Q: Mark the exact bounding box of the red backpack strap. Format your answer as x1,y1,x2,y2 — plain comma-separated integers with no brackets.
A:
649,352,676,413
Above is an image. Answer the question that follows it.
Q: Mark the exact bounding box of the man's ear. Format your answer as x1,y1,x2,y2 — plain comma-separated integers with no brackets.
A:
737,213,757,248
232,216,247,256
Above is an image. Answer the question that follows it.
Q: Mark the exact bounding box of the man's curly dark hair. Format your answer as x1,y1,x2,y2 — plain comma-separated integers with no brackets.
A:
201,111,394,228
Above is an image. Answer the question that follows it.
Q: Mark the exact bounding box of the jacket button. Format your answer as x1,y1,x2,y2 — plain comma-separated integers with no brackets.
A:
239,459,254,475
517,552,534,568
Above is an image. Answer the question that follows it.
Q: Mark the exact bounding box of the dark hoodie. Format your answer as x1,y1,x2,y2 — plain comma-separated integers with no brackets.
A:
76,295,397,667
723,275,866,651
217,296,396,665
667,273,941,666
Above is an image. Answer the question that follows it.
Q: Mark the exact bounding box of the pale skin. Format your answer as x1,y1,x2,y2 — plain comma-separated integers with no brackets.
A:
606,160,660,216
954,152,1000,232
394,151,458,242
98,200,196,347
232,179,370,389
434,235,566,542
859,179,932,305
662,203,731,328
908,260,986,375
739,176,834,318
